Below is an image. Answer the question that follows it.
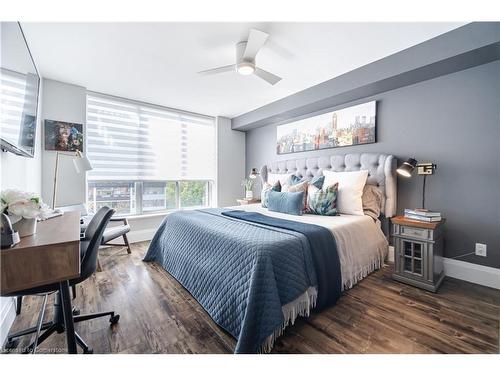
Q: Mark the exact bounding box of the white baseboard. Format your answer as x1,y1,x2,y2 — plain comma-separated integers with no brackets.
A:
443,258,500,290
387,246,395,263
0,297,16,348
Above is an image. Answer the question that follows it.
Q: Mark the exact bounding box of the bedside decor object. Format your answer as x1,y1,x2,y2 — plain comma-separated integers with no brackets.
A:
404,208,442,222
391,215,445,292
241,178,255,199
44,120,84,151
1,213,20,248
397,158,437,210
276,101,376,154
0,189,49,237
52,150,93,209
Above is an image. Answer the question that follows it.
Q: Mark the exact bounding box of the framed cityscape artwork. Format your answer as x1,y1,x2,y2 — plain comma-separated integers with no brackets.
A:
276,101,376,154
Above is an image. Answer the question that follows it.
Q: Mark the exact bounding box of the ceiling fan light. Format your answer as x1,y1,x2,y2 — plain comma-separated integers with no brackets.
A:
237,62,255,75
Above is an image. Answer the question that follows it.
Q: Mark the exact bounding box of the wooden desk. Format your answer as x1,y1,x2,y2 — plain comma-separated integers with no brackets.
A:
1,211,81,353
1,211,81,294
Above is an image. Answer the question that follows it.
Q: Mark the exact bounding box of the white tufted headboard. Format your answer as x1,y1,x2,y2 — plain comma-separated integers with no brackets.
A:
260,153,397,217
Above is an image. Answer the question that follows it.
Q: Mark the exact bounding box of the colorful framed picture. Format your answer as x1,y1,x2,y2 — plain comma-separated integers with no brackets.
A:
44,120,84,152
276,101,376,154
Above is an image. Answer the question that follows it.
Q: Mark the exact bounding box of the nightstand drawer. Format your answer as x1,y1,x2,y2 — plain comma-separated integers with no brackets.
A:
393,223,433,240
401,226,430,240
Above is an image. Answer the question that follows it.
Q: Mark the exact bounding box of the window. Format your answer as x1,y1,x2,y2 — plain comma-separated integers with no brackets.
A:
86,93,216,216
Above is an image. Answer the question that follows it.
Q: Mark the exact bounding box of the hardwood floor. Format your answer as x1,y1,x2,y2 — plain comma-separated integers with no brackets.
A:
7,241,500,354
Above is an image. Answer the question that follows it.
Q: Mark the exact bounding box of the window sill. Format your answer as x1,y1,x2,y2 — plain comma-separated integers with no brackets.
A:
121,212,171,220
116,206,211,220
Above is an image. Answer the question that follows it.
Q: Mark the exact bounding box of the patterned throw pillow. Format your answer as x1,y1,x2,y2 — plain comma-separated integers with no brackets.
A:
305,182,339,216
261,180,281,208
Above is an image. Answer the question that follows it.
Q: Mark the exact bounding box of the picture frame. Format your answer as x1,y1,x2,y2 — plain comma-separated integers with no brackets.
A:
44,119,84,152
276,101,377,155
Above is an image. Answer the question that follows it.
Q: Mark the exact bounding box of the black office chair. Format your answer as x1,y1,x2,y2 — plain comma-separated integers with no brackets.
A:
4,206,119,354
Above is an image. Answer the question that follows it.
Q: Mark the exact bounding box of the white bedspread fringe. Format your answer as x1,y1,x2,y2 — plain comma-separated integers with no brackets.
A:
259,256,384,353
342,256,384,290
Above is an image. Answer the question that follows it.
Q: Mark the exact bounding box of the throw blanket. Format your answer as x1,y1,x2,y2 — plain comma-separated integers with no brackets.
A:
221,210,341,309
144,208,341,353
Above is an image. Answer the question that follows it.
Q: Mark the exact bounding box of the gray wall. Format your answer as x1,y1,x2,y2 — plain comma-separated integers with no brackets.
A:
246,61,500,269
41,79,87,207
216,117,246,207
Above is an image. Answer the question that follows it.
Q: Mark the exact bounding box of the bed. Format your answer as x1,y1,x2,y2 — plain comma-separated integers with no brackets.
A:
144,153,397,353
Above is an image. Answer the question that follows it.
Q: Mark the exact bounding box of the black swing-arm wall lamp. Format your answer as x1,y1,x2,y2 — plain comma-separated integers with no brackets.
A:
396,158,437,210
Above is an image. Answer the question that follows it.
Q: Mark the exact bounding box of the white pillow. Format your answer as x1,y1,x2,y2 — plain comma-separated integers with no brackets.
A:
322,170,369,216
267,172,293,186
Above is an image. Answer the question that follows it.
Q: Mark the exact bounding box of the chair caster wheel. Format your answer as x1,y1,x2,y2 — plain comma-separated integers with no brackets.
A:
73,309,81,316
109,314,120,325
83,348,94,354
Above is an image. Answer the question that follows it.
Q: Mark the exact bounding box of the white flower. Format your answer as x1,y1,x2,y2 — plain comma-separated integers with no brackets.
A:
0,189,49,219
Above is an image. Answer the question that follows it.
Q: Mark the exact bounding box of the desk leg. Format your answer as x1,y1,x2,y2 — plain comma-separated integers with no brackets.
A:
59,280,77,354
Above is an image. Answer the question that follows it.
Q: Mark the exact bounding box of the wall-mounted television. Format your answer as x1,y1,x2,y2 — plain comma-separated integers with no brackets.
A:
0,22,40,158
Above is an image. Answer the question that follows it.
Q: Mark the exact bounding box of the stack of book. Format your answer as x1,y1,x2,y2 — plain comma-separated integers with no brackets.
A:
404,209,442,222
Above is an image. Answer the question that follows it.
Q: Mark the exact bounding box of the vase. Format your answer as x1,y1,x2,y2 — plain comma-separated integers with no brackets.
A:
12,217,37,237
245,190,253,199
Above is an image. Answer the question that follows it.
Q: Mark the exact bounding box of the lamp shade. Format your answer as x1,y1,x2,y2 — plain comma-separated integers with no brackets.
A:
73,153,93,174
249,168,260,179
397,158,417,178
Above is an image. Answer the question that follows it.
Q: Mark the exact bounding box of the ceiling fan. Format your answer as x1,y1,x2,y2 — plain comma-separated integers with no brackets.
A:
198,29,282,85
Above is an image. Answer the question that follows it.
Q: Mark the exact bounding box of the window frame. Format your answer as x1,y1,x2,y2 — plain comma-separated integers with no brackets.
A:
87,179,214,217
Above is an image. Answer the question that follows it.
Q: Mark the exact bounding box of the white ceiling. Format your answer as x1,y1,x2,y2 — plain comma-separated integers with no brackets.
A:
21,22,464,118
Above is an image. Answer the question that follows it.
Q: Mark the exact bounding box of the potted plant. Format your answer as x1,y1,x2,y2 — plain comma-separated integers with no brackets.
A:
241,178,255,199
1,189,49,237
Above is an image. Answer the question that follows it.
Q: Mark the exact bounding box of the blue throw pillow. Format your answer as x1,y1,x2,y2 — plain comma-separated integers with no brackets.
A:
261,180,281,208
288,174,302,186
267,190,305,216
309,175,325,189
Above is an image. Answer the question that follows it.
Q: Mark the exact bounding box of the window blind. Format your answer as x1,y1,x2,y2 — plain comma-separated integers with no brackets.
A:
0,69,28,146
86,93,216,181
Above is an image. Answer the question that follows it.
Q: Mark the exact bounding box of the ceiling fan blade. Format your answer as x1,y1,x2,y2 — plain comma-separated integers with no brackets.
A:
243,29,269,60
198,64,235,75
254,68,282,85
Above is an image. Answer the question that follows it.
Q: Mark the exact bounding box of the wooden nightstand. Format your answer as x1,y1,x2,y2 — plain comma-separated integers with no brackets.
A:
236,198,261,205
391,215,446,292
